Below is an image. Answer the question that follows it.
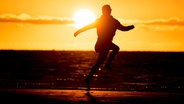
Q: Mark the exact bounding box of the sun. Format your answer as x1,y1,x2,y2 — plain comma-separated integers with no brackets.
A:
73,9,96,29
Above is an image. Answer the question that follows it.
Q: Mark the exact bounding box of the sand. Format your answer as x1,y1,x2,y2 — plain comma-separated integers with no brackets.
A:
0,89,184,104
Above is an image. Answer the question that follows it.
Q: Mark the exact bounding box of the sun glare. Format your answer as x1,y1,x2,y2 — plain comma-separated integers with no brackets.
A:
73,9,96,29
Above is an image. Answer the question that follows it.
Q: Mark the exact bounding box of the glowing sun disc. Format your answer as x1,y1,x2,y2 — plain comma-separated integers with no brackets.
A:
73,9,96,29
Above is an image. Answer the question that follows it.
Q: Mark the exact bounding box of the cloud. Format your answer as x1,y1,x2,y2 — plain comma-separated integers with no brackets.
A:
140,18,184,26
0,13,74,24
122,17,184,31
1,13,184,32
124,17,184,26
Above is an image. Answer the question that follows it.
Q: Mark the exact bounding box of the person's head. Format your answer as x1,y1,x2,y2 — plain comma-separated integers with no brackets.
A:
102,4,112,15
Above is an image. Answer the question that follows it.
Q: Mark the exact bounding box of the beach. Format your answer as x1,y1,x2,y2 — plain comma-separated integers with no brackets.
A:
0,50,184,103
0,89,184,104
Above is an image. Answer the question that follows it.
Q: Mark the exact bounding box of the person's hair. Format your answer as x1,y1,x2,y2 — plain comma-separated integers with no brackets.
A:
102,4,112,15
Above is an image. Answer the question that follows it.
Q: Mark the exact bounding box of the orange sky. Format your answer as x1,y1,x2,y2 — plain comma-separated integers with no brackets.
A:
0,0,184,51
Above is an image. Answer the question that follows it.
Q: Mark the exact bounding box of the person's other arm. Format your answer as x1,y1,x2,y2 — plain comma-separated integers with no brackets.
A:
116,20,135,31
118,24,135,31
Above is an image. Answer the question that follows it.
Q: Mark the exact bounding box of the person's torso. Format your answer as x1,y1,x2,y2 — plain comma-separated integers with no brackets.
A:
96,15,120,42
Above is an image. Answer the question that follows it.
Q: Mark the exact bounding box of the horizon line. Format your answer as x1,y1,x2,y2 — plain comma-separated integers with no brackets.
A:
0,49,184,52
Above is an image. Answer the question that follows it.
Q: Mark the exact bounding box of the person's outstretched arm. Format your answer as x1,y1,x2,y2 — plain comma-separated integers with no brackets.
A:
74,22,97,37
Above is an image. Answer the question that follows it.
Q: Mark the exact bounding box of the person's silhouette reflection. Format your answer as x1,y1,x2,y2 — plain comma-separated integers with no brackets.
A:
85,92,98,104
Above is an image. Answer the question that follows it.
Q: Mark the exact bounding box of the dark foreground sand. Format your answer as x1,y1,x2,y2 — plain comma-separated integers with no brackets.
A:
0,89,184,104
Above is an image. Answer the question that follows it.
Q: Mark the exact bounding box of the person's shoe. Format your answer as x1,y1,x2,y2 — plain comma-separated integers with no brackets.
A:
105,64,112,71
84,78,90,91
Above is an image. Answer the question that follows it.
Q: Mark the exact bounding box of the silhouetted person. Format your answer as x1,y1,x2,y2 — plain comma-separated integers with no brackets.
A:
74,4,134,91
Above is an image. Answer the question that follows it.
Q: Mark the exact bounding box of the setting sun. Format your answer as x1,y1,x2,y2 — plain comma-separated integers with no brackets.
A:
73,9,96,29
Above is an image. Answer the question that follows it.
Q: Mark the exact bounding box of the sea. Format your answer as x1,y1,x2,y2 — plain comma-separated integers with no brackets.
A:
0,50,184,92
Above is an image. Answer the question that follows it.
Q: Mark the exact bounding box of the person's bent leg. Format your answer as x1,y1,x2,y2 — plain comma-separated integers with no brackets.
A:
105,44,119,70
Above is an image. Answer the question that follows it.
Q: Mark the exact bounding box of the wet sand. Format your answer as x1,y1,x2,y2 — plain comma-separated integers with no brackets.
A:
0,89,184,104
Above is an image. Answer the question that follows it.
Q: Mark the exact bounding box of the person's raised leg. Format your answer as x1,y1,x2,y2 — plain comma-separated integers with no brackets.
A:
105,44,119,70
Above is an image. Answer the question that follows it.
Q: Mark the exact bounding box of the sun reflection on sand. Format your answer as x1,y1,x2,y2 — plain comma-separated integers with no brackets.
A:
1,89,183,104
